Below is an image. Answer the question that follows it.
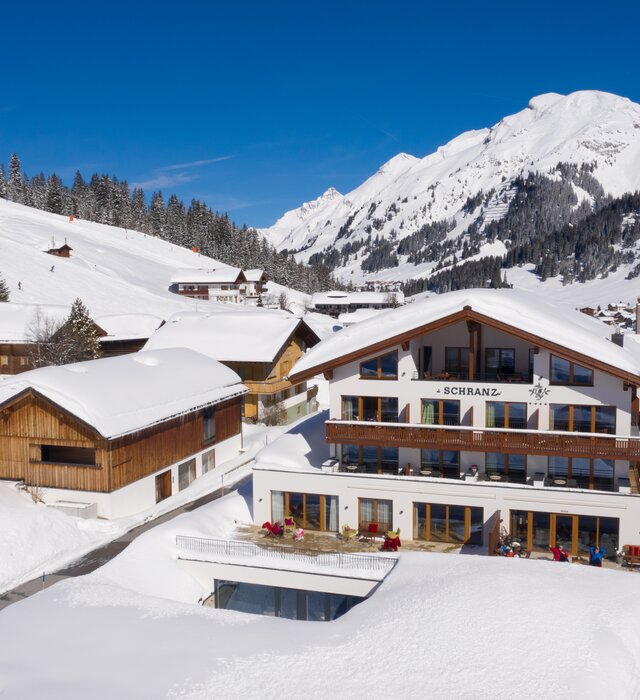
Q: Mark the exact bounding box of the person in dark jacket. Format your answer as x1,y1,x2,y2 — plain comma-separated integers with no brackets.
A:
589,545,605,567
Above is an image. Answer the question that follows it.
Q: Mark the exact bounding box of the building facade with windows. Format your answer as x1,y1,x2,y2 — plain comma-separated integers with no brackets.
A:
0,349,247,518
253,289,640,558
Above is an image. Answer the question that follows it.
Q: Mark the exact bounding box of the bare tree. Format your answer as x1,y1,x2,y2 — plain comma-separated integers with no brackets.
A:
26,309,70,368
278,291,290,311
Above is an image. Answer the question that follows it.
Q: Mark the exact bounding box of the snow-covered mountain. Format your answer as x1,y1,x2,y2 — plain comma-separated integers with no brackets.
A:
260,91,640,296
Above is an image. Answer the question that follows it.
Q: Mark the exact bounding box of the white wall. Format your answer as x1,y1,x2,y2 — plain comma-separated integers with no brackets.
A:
253,467,640,548
41,432,243,519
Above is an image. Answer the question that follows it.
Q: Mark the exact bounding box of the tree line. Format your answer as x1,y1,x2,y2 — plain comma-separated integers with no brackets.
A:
0,153,342,295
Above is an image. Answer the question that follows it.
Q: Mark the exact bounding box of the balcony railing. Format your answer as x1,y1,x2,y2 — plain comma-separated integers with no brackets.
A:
326,420,640,461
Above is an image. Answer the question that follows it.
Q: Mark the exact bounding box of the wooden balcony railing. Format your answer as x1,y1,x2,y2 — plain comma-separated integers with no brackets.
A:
244,378,296,395
326,420,640,461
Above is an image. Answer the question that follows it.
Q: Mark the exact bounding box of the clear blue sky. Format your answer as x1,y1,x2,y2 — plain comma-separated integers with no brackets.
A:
1,0,639,227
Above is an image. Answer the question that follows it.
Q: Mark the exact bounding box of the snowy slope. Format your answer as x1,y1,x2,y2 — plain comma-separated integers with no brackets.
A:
261,91,640,295
1,487,640,699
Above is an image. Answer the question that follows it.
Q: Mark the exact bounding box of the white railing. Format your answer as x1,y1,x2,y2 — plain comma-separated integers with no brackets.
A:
175,535,396,574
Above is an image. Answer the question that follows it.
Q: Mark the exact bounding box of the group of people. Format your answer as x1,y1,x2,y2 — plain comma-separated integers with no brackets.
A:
550,543,605,566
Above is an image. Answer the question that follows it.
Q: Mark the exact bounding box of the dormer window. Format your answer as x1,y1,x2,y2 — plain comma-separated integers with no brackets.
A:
359,351,398,379
550,355,593,386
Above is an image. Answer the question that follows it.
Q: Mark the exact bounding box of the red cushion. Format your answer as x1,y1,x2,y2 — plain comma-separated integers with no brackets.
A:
631,545,640,557
284,518,294,526
368,523,378,533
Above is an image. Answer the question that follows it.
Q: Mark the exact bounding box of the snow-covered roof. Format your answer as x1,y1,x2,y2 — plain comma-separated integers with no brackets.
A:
243,269,267,282
311,290,404,306
0,303,71,343
143,309,318,363
0,348,246,439
169,267,244,284
42,239,72,251
291,288,640,381
338,308,386,326
94,313,164,341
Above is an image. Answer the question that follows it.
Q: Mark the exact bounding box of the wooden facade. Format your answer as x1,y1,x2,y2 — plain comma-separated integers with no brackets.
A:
0,343,33,375
0,390,242,493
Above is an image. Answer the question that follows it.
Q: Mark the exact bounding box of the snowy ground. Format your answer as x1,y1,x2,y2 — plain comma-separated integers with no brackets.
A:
1,480,639,699
0,419,287,596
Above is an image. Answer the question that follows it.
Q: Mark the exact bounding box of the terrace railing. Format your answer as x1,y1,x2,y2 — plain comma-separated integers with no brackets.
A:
175,535,397,574
326,420,640,461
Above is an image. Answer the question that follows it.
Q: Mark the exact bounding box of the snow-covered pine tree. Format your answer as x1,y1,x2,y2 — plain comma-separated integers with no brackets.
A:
65,298,102,361
0,274,9,302
7,153,23,203
0,164,6,199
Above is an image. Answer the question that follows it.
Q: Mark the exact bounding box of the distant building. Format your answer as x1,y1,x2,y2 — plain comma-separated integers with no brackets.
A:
44,238,73,258
144,309,320,423
169,267,268,303
311,290,404,318
95,313,165,357
0,349,247,518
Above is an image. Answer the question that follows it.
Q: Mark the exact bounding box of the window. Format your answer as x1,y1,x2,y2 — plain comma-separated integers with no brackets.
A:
486,453,526,483
19,357,29,366
444,347,469,379
340,445,398,474
486,402,526,429
0,355,8,366
485,348,515,380
421,449,460,479
271,492,338,530
548,456,614,491
40,445,96,466
550,355,593,386
341,396,398,422
178,458,196,490
421,346,432,376
421,399,460,425
203,406,216,443
413,502,483,545
202,448,215,473
549,405,616,434
359,352,398,379
358,498,392,531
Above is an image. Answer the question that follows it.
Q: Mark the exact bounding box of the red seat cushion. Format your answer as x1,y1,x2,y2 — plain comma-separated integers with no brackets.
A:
368,523,378,533
631,545,640,557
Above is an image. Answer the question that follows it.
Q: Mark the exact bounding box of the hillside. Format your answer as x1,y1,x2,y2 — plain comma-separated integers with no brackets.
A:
260,91,640,302
0,198,307,319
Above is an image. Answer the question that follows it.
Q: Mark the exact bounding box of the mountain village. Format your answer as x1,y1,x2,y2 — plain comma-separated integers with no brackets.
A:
2,88,640,698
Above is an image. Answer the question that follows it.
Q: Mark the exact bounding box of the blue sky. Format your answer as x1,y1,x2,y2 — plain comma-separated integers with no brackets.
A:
1,1,639,227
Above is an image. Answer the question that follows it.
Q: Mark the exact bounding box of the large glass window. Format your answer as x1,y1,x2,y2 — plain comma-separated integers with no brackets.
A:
485,348,515,380
486,453,526,483
341,396,358,420
272,492,339,531
421,399,460,425
358,498,393,531
550,405,616,434
420,449,460,479
547,456,614,490
341,445,398,474
486,402,527,429
359,352,398,379
445,347,469,379
413,502,483,545
342,396,399,422
550,355,593,386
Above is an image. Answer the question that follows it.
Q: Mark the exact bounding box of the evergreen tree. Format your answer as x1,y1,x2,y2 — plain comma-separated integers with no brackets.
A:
0,164,6,199
0,274,9,302
65,298,102,361
7,153,23,203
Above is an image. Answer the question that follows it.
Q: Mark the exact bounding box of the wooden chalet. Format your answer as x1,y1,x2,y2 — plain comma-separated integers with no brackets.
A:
169,267,268,303
144,309,320,422
0,349,247,517
45,238,73,257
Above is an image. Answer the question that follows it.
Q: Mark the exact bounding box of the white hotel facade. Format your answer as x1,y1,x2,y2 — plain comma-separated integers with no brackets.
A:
253,289,640,558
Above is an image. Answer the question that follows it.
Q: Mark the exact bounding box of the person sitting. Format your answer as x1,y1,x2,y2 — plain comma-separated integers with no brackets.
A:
589,545,605,567
549,543,569,562
382,535,401,552
262,521,284,537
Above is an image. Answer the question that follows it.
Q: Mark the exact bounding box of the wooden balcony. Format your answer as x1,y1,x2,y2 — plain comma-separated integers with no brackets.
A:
244,378,298,395
326,420,640,461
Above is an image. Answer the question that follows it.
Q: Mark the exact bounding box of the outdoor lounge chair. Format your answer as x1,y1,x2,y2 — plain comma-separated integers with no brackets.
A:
283,517,296,535
341,524,357,542
262,521,284,537
382,535,401,552
621,544,640,567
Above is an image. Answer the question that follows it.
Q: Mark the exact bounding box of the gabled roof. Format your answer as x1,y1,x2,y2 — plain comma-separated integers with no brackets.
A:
290,288,640,384
244,269,268,283
0,303,71,343
0,348,247,439
311,290,405,306
143,309,320,363
169,267,245,285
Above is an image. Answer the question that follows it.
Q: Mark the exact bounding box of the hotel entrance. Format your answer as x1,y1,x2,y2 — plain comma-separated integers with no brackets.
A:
510,510,618,560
